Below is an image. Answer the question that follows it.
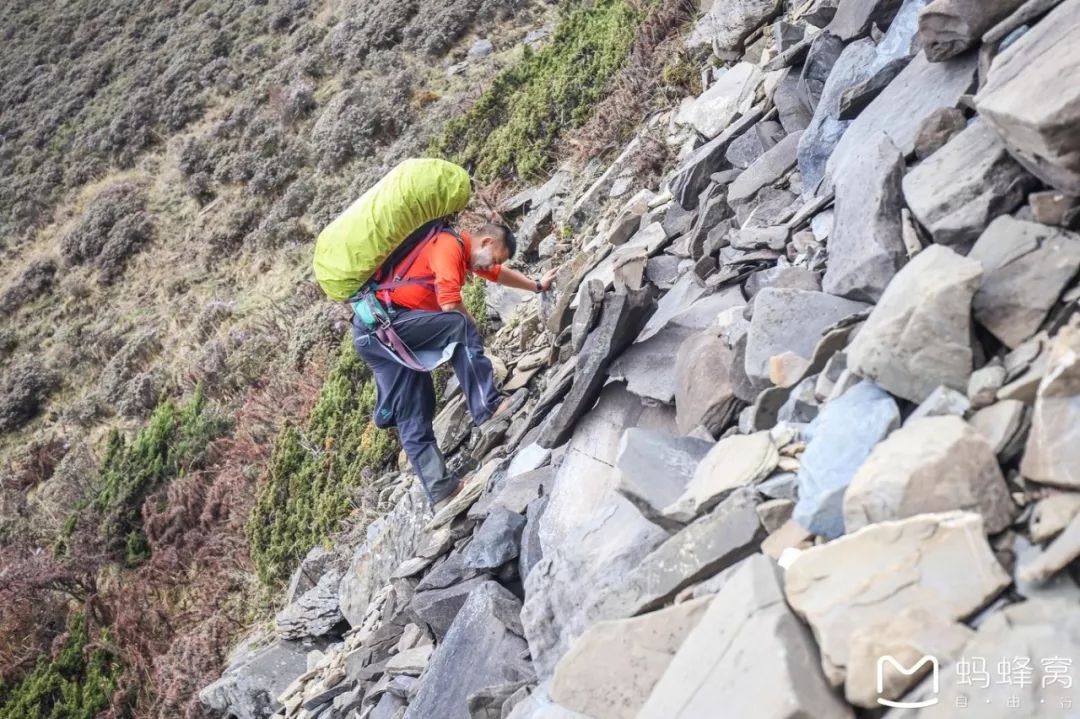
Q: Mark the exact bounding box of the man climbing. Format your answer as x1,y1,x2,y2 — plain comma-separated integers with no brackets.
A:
352,221,557,511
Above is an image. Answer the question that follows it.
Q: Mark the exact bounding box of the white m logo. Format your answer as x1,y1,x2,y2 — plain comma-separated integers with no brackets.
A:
876,655,940,709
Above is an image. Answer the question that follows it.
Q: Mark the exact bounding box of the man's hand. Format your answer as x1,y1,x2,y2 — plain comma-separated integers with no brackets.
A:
538,266,558,291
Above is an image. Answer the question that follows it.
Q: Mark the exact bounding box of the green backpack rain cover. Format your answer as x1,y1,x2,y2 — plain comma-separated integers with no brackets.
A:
313,158,471,301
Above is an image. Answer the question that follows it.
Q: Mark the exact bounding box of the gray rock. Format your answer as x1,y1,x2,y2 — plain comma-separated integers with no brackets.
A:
275,566,345,640
906,384,970,422
784,511,1010,686
1020,319,1080,489
550,596,713,719
615,428,713,528
471,466,552,519
463,506,527,570
634,273,706,344
669,108,765,210
799,32,846,112
522,385,676,678
884,598,1080,715
744,288,869,390
409,576,490,640
663,432,778,523
1018,510,1080,584
644,256,682,290
726,122,775,169
570,280,604,353
339,485,428,627
822,132,905,302
968,215,1080,349
912,106,967,160
975,0,1080,194
827,0,905,39
676,62,761,139
836,57,908,120
404,582,531,719
797,38,877,194
539,287,656,449
199,636,315,719
773,71,813,133
416,553,480,593
1030,492,1080,544
903,121,1036,251
847,244,982,403
519,495,548,582
674,326,741,435
609,323,696,404
434,394,474,455
599,488,765,617
638,555,854,719
468,38,494,58
793,381,901,539
728,131,802,205
744,265,821,299
971,399,1029,459
827,50,978,188
686,0,782,52
967,362,1006,409
844,415,1016,533
285,546,338,606
804,0,841,25
507,443,551,479
1030,189,1080,228
607,189,653,246
918,0,1026,61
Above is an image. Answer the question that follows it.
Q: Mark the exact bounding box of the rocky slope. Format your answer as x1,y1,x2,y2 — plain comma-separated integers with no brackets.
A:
199,0,1080,718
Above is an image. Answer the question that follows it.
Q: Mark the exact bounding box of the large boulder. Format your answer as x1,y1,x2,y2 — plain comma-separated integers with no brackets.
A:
404,582,532,719
674,325,741,434
675,62,762,139
968,215,1080,349
843,415,1016,533
549,595,713,719
822,132,905,302
615,428,713,529
917,0,1027,61
199,635,316,719
539,287,655,448
275,566,346,640
827,0,905,40
745,289,869,391
638,554,854,719
598,488,765,618
902,121,1036,251
975,0,1080,194
522,385,676,679
663,432,778,524
827,50,978,188
338,484,428,627
784,511,1010,686
686,0,782,52
847,244,982,403
1021,319,1080,489
793,381,900,539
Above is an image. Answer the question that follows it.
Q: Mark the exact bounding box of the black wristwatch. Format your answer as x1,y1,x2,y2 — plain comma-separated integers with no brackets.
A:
534,278,543,292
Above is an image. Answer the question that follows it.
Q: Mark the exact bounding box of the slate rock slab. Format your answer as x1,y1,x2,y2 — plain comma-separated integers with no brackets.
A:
463,506,527,570
903,120,1036,251
975,0,1080,194
638,554,854,719
847,244,982,403
784,511,1010,686
843,415,1016,533
1021,319,1080,489
968,215,1080,349
793,380,900,539
615,428,713,529
404,582,532,719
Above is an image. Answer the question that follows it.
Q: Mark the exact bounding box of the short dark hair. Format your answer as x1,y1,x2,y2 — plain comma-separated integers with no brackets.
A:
480,222,517,258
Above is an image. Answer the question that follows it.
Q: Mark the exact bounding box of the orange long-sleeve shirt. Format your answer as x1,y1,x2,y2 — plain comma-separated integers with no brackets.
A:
382,230,502,311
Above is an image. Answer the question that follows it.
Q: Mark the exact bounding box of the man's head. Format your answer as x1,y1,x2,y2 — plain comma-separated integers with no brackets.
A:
470,223,516,271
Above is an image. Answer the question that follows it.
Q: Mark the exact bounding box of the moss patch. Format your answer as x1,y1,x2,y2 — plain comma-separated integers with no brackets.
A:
431,0,644,181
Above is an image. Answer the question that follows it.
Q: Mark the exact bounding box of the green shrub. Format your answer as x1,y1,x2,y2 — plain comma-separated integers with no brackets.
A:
431,0,643,181
0,614,121,719
62,386,231,564
247,339,398,586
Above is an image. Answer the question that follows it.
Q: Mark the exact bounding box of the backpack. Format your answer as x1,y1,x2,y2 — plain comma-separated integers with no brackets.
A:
312,158,471,302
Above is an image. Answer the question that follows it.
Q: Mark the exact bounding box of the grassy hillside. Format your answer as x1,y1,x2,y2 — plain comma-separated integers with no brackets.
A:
0,0,694,715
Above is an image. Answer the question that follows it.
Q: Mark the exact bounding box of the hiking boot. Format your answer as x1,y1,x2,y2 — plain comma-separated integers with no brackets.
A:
431,477,467,513
486,388,528,425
